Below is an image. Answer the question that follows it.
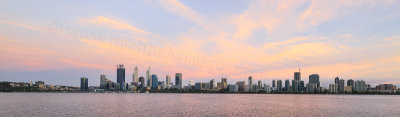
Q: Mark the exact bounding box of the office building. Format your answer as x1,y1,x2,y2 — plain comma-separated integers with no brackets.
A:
354,80,366,93
299,80,305,92
236,81,246,92
139,76,145,86
175,73,182,89
285,80,290,92
277,80,282,92
272,80,275,88
257,80,262,90
100,74,108,89
146,66,151,87
339,79,345,93
166,75,171,86
117,64,125,83
248,76,253,86
347,79,354,90
309,74,320,87
292,80,298,93
294,72,301,81
133,66,138,82
80,77,88,90
151,74,158,90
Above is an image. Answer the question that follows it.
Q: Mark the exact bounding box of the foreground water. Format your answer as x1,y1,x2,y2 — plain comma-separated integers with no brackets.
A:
0,93,399,117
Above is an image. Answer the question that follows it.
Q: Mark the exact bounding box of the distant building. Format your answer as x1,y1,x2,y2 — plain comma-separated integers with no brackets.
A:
139,76,145,86
210,79,215,89
344,86,352,93
236,81,246,92
151,74,158,90
100,74,108,89
80,77,88,90
299,80,305,92
306,83,317,93
294,72,301,81
257,80,263,90
354,80,366,93
133,66,139,82
285,80,290,92
277,80,282,92
228,84,239,93
248,76,253,86
175,73,182,89
376,84,397,93
166,75,171,86
117,64,125,83
329,84,337,93
339,79,345,93
292,80,298,93
189,80,195,87
146,67,151,87
35,81,45,86
309,74,320,87
272,80,275,88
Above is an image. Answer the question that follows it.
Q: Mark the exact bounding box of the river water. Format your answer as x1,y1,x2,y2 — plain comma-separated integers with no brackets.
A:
0,93,399,116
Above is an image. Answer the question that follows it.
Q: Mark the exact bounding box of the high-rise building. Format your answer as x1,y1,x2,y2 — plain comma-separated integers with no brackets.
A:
292,80,299,93
236,81,246,92
354,80,366,93
210,79,215,89
248,76,253,86
347,79,354,90
272,80,276,88
339,79,345,93
277,80,282,92
221,78,228,89
146,66,151,87
294,72,301,81
151,74,158,90
335,77,339,85
117,64,125,83
175,73,182,89
133,66,138,82
299,80,305,92
166,75,171,86
80,77,88,90
257,80,262,90
100,74,107,89
139,76,145,86
285,80,290,92
309,74,320,87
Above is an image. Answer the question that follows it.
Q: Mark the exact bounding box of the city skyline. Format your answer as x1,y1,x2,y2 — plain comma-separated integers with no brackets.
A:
1,0,400,87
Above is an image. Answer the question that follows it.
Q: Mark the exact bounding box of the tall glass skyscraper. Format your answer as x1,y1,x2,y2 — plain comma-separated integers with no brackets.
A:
80,77,88,90
175,73,182,89
309,74,320,87
151,74,158,90
117,64,125,83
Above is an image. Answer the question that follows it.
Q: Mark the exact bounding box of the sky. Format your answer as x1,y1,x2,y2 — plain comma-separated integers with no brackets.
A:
1,0,400,87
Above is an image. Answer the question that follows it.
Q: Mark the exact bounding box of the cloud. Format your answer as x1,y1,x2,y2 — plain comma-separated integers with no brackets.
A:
157,0,208,28
81,16,158,38
0,19,46,32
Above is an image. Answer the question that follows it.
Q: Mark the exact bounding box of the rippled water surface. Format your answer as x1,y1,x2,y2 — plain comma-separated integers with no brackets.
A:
0,93,399,116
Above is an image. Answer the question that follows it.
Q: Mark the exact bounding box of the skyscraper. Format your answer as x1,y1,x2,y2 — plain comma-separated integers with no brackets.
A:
277,80,282,92
292,80,298,93
210,79,215,89
221,78,227,89
166,75,171,86
146,66,151,87
117,64,125,83
309,74,320,87
139,76,145,86
80,77,88,90
335,77,339,85
248,76,253,86
100,74,107,89
347,79,354,90
285,80,290,92
294,72,301,81
299,80,305,92
272,80,276,88
339,79,345,93
151,74,158,90
257,80,262,90
175,73,182,89
133,66,138,82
